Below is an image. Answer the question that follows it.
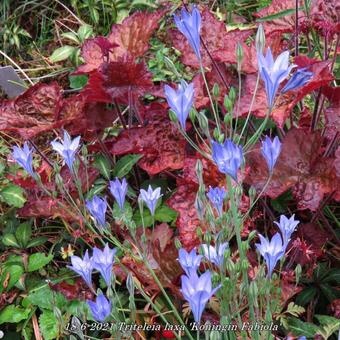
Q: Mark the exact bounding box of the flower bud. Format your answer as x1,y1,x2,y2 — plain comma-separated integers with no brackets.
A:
295,264,302,285
212,83,220,98
255,24,265,54
224,113,232,125
249,281,259,308
224,96,233,113
236,43,243,71
196,159,203,178
174,237,182,249
203,231,212,244
195,195,205,220
229,87,236,102
189,108,196,122
241,259,249,271
126,273,135,296
197,111,209,131
249,186,257,203
213,128,220,141
218,134,225,144
169,109,178,122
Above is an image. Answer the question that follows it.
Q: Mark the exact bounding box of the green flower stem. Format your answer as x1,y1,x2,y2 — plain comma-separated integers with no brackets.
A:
233,68,242,139
238,73,260,144
226,176,259,340
242,174,272,222
199,61,221,135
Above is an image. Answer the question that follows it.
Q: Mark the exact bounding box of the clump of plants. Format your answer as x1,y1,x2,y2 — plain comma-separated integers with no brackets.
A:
0,1,339,339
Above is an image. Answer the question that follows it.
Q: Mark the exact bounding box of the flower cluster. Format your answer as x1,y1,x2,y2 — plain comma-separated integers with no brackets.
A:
67,243,117,321
178,248,221,323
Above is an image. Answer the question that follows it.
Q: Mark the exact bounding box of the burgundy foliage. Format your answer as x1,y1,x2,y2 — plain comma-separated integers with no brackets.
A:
245,128,340,211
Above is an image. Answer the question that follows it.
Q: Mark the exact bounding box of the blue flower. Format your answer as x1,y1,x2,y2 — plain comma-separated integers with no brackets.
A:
181,271,221,323
261,136,282,173
92,243,117,286
67,250,93,289
139,185,162,216
258,48,295,108
51,130,80,171
274,214,300,250
211,139,243,181
12,142,35,177
164,80,194,130
174,7,201,60
201,242,229,268
178,248,202,277
109,177,128,211
206,186,226,216
87,294,111,322
255,233,285,278
85,195,107,229
297,337,307,340
281,68,313,93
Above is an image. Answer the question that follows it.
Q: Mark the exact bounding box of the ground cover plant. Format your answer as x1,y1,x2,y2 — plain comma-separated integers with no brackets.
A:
0,0,339,339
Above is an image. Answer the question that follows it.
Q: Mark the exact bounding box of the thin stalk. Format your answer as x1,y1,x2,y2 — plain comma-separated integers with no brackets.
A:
238,74,260,143
199,61,221,134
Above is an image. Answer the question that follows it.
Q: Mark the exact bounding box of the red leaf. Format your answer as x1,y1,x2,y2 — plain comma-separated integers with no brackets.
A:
121,224,182,293
49,278,94,301
254,0,302,36
108,103,186,175
169,8,253,68
0,82,63,139
322,85,340,141
108,9,165,60
74,9,165,74
245,128,340,210
167,182,201,250
76,37,116,74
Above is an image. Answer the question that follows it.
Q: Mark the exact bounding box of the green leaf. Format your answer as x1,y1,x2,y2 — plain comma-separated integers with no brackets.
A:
25,285,67,310
0,184,26,208
0,264,23,293
133,204,177,227
322,268,340,283
1,233,20,248
94,154,112,180
77,24,93,42
315,314,340,339
69,74,88,89
60,32,80,44
49,45,76,62
26,236,48,248
286,317,320,337
256,8,300,22
27,253,53,272
15,222,32,247
112,154,142,178
39,310,58,340
296,287,317,306
0,305,30,324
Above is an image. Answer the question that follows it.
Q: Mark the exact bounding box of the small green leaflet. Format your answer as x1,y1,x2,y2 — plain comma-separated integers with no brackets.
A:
113,154,143,178
0,184,26,208
256,8,302,22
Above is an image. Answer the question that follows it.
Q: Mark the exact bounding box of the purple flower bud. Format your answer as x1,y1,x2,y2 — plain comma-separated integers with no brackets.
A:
174,7,201,60
67,250,93,289
181,271,221,323
274,214,300,250
281,68,313,93
12,142,35,177
87,294,111,322
201,242,229,268
261,136,281,173
255,233,285,278
178,248,202,276
51,130,80,171
109,177,128,210
92,243,117,286
139,185,162,216
257,48,295,108
211,139,243,181
206,186,226,216
85,195,107,229
164,80,194,130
